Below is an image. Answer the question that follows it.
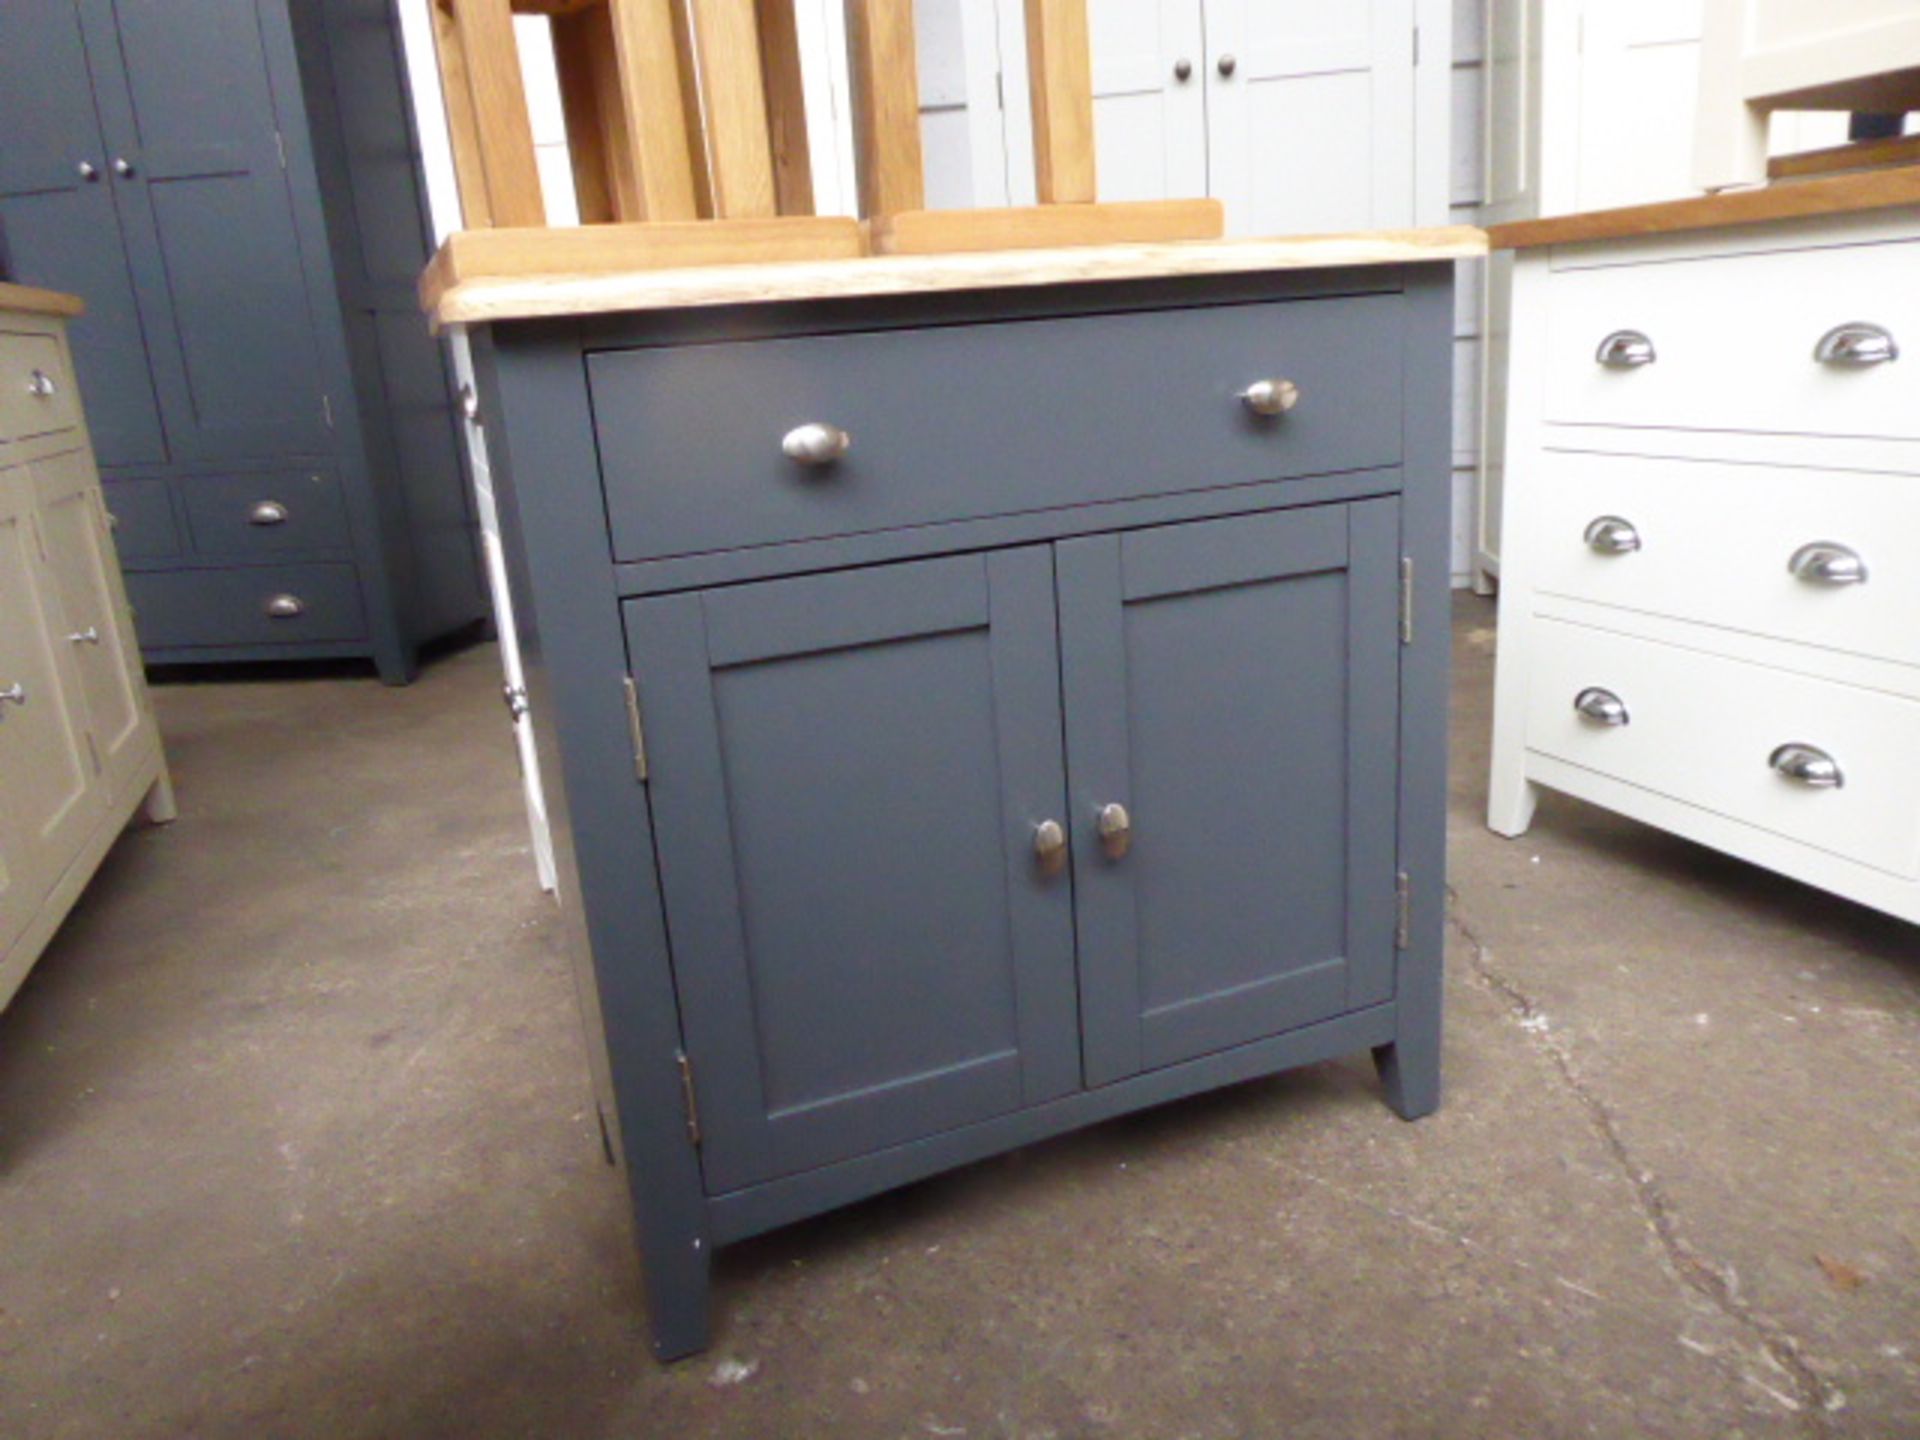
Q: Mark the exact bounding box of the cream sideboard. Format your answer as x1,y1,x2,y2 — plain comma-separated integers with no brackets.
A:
1,284,173,1011
1487,173,1920,923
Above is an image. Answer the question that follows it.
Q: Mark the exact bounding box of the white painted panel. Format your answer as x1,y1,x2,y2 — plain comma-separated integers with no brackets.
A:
1087,0,1207,203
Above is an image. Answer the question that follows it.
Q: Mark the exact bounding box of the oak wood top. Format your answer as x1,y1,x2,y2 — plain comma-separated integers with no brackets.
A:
424,225,1487,328
0,283,85,319
1489,166,1920,250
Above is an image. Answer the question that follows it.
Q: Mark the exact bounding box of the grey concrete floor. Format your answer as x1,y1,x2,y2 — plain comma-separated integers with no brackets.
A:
2,595,1916,1439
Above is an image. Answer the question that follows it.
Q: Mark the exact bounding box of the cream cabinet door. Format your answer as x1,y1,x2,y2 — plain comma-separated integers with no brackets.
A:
1205,0,1417,234
33,449,151,800
1087,0,1207,204
0,467,101,955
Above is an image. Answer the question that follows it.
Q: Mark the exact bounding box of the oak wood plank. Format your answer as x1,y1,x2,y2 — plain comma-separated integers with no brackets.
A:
1769,132,1920,181
0,283,85,318
690,0,779,217
756,0,815,215
446,0,546,227
551,4,627,222
844,0,925,218
430,1,495,226
871,199,1223,254
1489,165,1920,249
425,226,1488,327
607,0,704,220
1024,0,1096,204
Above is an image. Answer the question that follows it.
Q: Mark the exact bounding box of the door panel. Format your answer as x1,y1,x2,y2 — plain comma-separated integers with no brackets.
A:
0,1,166,468
33,451,150,797
1089,0,1207,203
0,469,101,957
1059,501,1401,1085
84,0,329,460
1207,0,1416,234
627,549,1080,1193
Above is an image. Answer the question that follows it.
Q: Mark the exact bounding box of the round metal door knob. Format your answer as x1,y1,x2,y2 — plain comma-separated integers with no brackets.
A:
0,681,26,709
1217,53,1238,77
1096,801,1133,860
781,422,852,467
1033,818,1068,877
264,594,306,619
112,157,135,178
1173,57,1193,82
1240,377,1300,417
77,160,100,181
26,369,56,399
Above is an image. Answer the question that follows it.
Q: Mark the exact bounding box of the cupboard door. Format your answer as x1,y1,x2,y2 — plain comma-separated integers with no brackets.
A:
33,451,151,799
80,0,330,461
0,469,101,957
0,1,167,469
1205,0,1416,234
626,549,1080,1193
1087,0,1208,203
1058,501,1402,1085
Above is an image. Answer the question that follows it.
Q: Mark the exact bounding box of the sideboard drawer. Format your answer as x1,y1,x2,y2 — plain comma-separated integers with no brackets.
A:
1529,452,1920,665
0,328,82,442
589,295,1404,562
180,468,352,559
1525,619,1920,877
124,563,367,649
1545,239,1918,439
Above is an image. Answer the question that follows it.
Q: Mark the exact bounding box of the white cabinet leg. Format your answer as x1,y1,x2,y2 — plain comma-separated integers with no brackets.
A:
141,765,177,825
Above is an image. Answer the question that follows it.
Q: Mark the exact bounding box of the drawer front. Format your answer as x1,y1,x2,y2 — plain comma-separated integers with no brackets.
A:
124,563,367,649
1529,452,1920,665
1525,618,1920,876
1546,240,1918,438
102,479,181,562
0,329,82,442
180,468,351,558
590,295,1404,562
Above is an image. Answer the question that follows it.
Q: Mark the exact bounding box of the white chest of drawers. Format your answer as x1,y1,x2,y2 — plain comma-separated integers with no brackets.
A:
1487,192,1920,923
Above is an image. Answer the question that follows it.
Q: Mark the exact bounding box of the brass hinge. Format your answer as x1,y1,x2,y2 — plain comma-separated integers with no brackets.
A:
676,1049,702,1148
1399,556,1415,645
622,676,649,782
1395,871,1412,950
274,130,287,169
321,393,334,429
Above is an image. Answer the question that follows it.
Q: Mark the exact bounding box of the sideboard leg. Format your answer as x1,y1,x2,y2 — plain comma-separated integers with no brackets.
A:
643,1233,714,1363
1374,1023,1440,1122
1486,772,1537,838
140,765,178,825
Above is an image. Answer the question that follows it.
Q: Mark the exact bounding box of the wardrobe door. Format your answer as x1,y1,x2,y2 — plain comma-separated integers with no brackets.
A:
0,1,167,469
81,0,331,461
1087,0,1208,203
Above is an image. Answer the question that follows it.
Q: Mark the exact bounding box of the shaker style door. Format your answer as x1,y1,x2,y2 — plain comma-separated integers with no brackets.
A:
626,549,1081,1194
81,0,330,461
1057,500,1403,1086
0,1,167,469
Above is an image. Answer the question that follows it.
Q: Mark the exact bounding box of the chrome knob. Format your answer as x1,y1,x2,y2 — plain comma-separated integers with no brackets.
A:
67,626,100,646
1814,322,1897,367
1595,330,1655,368
1173,57,1193,82
1788,541,1867,586
1217,53,1237,77
502,682,530,721
77,160,99,181
1096,801,1133,860
112,157,135,178
1770,742,1843,789
781,422,851,467
1240,378,1300,417
264,594,305,619
1573,687,1629,727
1583,516,1641,555
248,500,289,526
1033,818,1067,877
0,681,25,711
459,383,481,424
26,369,56,399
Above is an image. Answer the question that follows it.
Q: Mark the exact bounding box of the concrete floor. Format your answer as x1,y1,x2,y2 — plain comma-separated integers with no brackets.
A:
2,595,1916,1439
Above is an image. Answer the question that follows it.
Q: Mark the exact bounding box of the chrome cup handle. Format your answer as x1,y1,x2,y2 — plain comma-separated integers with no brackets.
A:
1814,323,1897,367
1583,516,1641,555
1788,541,1867,586
1573,687,1630,727
1595,330,1655,368
1769,743,1843,789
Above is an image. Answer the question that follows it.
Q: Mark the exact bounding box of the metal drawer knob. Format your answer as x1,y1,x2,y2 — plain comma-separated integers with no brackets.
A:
249,500,289,526
1240,377,1300,418
67,626,100,646
1770,742,1843,789
1573,687,1629,727
112,156,135,178
1788,541,1867,587
1217,53,1237,77
0,681,25,712
26,369,56,398
1814,323,1897,367
264,593,305,619
1173,57,1193,82
781,422,851,467
1096,801,1133,860
1033,818,1067,877
1595,330,1655,368
77,160,99,182
1583,516,1641,555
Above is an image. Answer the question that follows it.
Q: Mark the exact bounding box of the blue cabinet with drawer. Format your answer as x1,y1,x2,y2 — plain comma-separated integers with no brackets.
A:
470,263,1454,1360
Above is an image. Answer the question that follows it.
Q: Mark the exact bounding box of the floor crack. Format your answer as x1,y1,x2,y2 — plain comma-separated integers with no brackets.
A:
1445,885,1843,1435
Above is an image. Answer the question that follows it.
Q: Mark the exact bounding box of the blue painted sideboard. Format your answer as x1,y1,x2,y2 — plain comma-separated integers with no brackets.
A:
449,247,1460,1359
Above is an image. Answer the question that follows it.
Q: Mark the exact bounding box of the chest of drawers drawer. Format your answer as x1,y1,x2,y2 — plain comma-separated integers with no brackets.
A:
1528,452,1920,665
178,468,351,559
124,563,366,649
1545,238,1916,439
588,294,1404,563
0,327,81,443
1524,618,1920,878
